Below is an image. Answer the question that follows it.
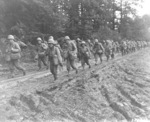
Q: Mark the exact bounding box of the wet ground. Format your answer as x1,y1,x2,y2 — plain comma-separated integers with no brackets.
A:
0,48,150,122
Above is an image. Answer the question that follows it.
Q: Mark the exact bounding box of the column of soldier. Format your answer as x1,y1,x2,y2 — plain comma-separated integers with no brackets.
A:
6,35,149,80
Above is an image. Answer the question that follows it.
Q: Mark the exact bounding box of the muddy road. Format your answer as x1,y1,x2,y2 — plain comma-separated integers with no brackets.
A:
0,48,150,122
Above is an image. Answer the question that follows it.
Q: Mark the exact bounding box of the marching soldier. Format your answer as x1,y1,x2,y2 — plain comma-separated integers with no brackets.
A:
6,35,26,78
63,36,78,74
76,38,82,61
36,37,48,70
80,41,91,69
93,39,104,65
46,39,63,80
87,39,94,53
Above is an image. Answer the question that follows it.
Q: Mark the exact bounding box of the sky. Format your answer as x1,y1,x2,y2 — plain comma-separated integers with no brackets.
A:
138,0,150,16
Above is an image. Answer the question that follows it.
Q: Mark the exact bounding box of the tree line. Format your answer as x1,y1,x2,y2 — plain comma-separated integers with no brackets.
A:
0,0,150,42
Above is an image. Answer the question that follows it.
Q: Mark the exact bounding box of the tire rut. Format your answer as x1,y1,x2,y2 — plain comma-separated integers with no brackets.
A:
116,85,145,110
101,85,132,121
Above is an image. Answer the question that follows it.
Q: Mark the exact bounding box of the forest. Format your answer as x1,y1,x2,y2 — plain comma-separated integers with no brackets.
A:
0,0,150,42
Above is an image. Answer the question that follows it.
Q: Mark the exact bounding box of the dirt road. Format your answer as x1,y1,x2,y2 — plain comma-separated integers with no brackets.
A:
0,48,150,122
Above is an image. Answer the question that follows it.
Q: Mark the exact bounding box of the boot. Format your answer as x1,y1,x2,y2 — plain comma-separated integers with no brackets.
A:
54,75,58,81
23,70,26,76
76,69,78,74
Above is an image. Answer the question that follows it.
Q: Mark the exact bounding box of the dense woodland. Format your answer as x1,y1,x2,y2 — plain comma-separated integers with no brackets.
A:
0,0,150,42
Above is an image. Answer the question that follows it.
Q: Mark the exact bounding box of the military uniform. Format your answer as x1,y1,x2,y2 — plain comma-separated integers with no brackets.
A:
46,41,62,80
6,35,26,78
93,40,104,64
63,36,78,74
76,39,82,61
80,42,91,69
36,42,48,70
103,41,111,61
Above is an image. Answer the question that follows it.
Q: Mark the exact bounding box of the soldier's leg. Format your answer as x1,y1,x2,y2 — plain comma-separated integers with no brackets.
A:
70,59,78,74
50,62,58,80
105,52,109,61
41,56,48,69
77,53,81,62
9,60,15,78
38,56,42,70
99,53,103,63
94,53,98,65
85,57,91,68
66,58,71,74
111,50,114,59
53,65,58,80
111,53,114,59
13,59,26,75
81,57,85,70
122,48,124,56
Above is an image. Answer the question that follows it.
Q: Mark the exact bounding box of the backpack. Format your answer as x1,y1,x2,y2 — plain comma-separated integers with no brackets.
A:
41,43,48,50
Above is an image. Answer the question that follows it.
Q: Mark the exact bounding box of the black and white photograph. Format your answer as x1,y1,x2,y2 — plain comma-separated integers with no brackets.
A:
0,0,150,121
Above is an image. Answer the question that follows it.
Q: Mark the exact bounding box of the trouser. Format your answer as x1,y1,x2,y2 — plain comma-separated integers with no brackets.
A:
9,59,26,77
110,49,115,59
120,47,125,56
38,55,48,69
49,60,58,80
66,56,78,73
77,52,81,62
81,55,91,69
94,52,103,64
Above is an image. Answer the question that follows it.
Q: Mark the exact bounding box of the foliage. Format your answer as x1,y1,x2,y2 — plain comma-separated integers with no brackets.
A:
0,0,149,41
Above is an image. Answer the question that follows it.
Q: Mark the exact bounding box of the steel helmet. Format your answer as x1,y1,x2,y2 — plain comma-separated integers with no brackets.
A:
87,39,91,43
65,36,70,40
95,39,99,43
37,37,42,41
8,35,15,40
48,39,56,44
49,36,54,40
81,41,86,44
77,38,80,41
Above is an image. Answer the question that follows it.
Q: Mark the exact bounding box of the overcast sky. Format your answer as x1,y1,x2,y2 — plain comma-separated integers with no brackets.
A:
137,0,150,16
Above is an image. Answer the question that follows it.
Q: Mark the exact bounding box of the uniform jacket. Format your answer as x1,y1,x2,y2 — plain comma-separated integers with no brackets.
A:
46,46,62,65
93,43,104,53
36,43,48,56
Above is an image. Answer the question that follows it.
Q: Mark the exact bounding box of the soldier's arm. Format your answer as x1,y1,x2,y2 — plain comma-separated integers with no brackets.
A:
87,47,92,57
100,43,105,51
56,47,63,65
45,48,49,56
72,42,77,53
11,43,21,53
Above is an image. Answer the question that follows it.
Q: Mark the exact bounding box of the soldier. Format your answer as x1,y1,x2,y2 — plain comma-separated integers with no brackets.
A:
6,35,26,78
93,39,104,65
87,39,94,53
120,40,127,56
111,40,116,59
46,39,63,80
36,37,48,70
76,38,82,61
80,41,91,70
63,36,78,74
103,40,111,61
115,41,120,53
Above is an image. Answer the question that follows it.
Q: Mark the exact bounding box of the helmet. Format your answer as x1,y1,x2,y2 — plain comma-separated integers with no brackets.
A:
37,37,42,41
65,36,70,40
49,36,54,40
95,39,99,43
87,39,91,42
8,35,15,40
81,41,86,44
48,39,56,44
77,38,80,41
